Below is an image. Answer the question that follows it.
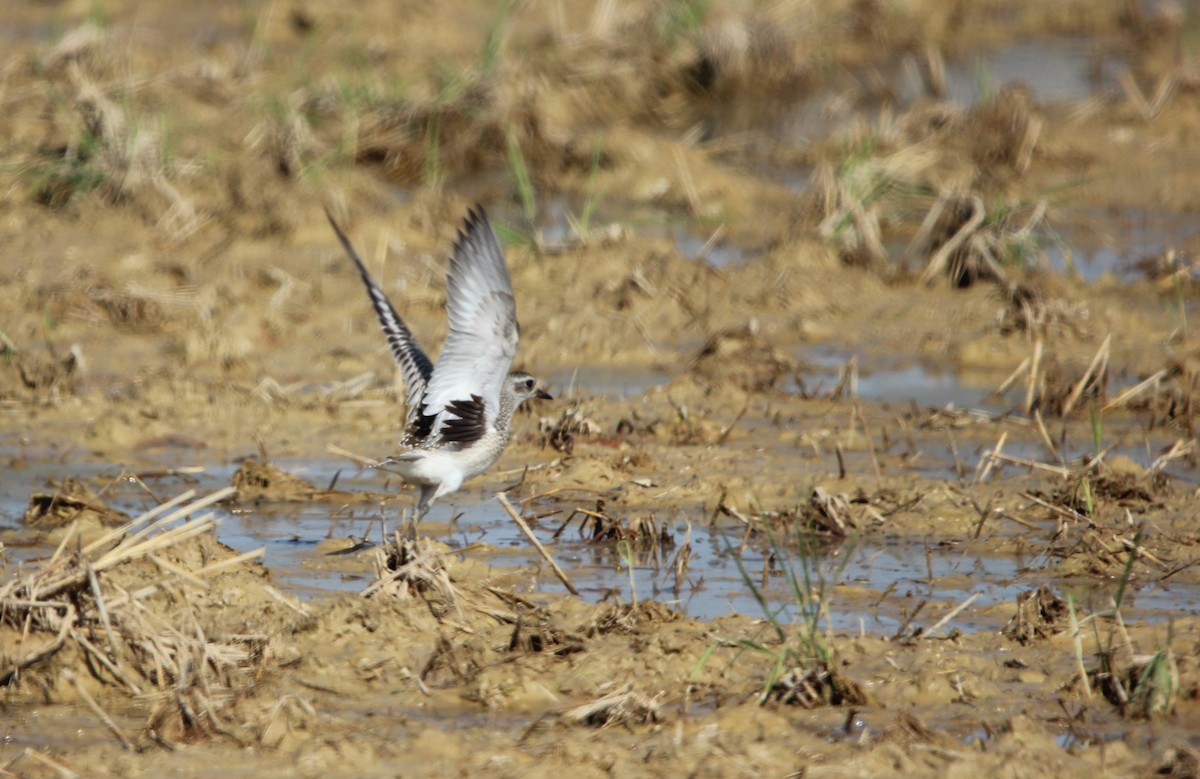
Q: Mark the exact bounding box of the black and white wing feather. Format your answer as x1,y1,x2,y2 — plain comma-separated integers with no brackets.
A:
418,206,518,445
325,209,434,431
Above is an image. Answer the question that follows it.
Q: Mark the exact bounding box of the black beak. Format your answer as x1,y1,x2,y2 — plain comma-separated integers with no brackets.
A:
534,388,553,400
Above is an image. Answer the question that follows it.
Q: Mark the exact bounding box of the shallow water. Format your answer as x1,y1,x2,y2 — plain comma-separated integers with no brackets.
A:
489,193,751,267
695,35,1124,149
1045,208,1200,282
2,338,1191,631
3,453,1194,638
935,37,1124,107
798,346,1021,410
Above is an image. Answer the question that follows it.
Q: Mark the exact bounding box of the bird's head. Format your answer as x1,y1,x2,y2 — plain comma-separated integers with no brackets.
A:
507,370,553,405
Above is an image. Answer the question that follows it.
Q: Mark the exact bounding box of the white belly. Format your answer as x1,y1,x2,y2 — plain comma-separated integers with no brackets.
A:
387,431,508,498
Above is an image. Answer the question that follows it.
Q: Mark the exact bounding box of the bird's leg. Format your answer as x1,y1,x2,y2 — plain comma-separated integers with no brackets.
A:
410,501,429,537
408,485,434,540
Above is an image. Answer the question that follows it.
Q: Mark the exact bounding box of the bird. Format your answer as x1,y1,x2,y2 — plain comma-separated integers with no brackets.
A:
325,205,552,523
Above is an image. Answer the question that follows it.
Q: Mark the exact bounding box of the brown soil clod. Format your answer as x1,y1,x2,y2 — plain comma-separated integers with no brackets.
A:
504,609,584,657
767,663,867,708
691,325,796,393
23,477,130,528
539,402,602,455
562,684,662,728
230,458,321,502
587,601,680,636
1003,585,1069,644
1,344,81,401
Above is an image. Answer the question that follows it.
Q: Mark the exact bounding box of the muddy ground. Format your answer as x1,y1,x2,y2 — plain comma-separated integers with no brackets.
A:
2,0,1200,776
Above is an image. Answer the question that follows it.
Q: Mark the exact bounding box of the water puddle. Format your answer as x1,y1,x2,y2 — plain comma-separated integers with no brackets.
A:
697,37,1126,151
484,193,751,267
790,349,1196,485
2,459,1195,637
0,22,54,44
1046,208,1200,282
931,37,1124,107
797,347,1019,411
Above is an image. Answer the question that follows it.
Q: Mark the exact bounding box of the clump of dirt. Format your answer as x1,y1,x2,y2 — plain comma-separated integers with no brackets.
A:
0,343,80,403
23,477,130,528
230,457,322,502
539,402,602,455
560,684,661,727
690,325,797,393
229,457,385,504
966,84,1042,184
585,600,682,637
767,663,867,708
1003,585,1069,644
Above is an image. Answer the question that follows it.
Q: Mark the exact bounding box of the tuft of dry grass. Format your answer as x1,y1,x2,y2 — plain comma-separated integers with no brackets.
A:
1091,645,1181,720
562,684,661,728
247,93,324,178
539,402,602,455
361,532,461,617
766,663,867,708
1002,585,1069,644
722,486,877,546
997,281,1090,339
916,194,1047,288
557,499,674,552
0,488,266,747
19,33,201,239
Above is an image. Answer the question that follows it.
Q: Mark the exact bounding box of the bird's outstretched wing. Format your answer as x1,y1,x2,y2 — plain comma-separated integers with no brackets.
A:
418,206,518,445
324,208,434,432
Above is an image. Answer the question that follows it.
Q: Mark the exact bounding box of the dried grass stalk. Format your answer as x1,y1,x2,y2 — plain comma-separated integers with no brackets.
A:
0,488,265,746
361,533,462,618
563,684,661,727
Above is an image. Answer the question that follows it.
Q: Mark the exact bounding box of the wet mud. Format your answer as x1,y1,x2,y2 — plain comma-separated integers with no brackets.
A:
2,1,1200,776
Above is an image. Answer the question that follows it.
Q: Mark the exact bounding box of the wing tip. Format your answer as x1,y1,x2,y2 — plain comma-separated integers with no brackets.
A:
466,202,489,227
323,204,345,237
454,203,498,257
324,205,364,267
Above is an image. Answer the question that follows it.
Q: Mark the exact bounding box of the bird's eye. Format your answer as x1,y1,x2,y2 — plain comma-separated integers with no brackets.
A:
524,378,535,390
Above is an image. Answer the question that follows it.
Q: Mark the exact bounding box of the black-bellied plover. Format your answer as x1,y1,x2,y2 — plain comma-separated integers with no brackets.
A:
326,205,551,522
